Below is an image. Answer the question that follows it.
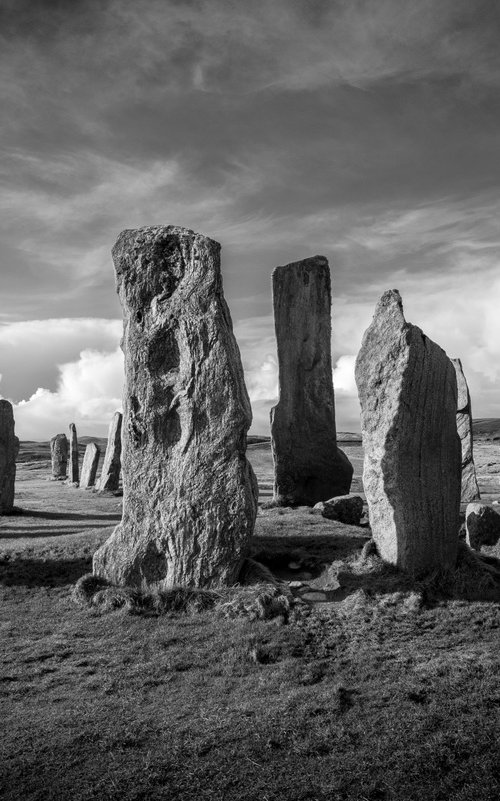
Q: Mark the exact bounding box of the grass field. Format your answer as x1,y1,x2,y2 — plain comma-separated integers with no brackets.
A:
1,439,499,801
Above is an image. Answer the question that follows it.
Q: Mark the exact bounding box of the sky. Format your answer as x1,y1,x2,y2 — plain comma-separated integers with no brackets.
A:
1,0,500,440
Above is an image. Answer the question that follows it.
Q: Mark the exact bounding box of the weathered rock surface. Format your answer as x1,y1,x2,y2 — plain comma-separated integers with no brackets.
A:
98,412,122,492
50,433,68,480
93,226,258,588
465,503,500,550
452,358,480,503
355,289,461,573
270,256,353,506
0,400,19,512
80,442,101,489
68,423,79,484
321,494,364,524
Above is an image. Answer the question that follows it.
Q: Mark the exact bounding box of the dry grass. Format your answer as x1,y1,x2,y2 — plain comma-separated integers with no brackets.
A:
1,446,500,800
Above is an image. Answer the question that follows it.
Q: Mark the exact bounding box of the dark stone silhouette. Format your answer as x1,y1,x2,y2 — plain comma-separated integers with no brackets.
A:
270,256,352,506
0,400,19,512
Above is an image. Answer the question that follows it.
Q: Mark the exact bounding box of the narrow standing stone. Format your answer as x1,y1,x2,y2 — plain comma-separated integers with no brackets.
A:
93,226,258,588
80,442,101,489
270,256,353,506
0,400,19,513
68,423,79,484
50,433,68,480
355,290,461,573
452,358,480,503
98,411,122,492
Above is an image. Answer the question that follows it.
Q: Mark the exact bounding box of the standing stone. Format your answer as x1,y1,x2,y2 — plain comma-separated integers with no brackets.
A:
270,256,353,506
80,442,101,489
0,400,19,513
452,358,480,503
98,412,122,492
93,226,258,588
68,423,79,484
50,433,68,480
355,290,461,573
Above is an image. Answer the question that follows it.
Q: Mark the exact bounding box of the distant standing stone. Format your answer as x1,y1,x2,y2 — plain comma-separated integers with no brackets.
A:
355,290,461,573
98,411,122,492
270,256,353,506
93,225,258,588
451,358,480,503
50,433,68,480
80,442,101,489
68,423,79,484
465,503,500,551
0,400,19,513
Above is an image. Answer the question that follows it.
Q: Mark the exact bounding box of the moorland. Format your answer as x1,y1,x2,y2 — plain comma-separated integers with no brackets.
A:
1,427,499,801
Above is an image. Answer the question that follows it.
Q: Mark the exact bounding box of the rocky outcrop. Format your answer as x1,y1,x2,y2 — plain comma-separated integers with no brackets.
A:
98,412,122,492
68,423,79,484
270,256,352,506
50,434,68,480
93,226,258,589
80,443,101,489
319,494,364,525
452,358,480,503
355,289,461,573
465,503,500,551
0,400,19,512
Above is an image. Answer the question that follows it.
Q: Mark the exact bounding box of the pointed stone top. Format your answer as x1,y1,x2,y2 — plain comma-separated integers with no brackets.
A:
374,289,404,318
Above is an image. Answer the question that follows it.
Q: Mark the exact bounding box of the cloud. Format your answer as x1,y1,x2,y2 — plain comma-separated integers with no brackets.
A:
0,318,122,400
12,347,123,442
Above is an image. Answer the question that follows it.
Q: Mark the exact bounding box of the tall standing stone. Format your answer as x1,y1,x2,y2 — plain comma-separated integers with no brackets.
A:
355,290,461,573
0,400,19,513
270,256,353,506
68,423,79,484
98,412,122,492
93,226,258,588
80,442,101,489
50,433,68,480
452,358,480,503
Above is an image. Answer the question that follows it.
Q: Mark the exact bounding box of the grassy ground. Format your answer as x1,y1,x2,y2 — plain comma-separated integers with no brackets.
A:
1,442,499,800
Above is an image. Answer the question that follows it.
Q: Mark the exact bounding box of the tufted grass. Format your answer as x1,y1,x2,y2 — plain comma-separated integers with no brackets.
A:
1,448,500,801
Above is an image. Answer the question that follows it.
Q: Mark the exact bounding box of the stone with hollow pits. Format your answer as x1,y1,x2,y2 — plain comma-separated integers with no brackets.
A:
93,226,258,588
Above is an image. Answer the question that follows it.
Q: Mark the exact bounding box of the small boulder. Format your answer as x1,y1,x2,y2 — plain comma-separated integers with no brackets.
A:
465,503,500,551
322,494,364,524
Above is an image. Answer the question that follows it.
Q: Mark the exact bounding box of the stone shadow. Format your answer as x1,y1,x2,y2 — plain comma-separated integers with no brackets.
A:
0,555,92,587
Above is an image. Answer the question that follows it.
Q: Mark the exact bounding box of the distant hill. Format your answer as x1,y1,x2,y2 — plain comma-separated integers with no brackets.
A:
472,419,500,440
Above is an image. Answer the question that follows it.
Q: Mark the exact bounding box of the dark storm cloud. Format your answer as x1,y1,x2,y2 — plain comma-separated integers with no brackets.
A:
1,0,500,431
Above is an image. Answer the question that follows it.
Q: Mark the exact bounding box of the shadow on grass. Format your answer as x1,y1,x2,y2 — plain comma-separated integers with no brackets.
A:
334,544,500,605
0,555,92,587
7,510,121,521
249,532,368,578
0,523,117,539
